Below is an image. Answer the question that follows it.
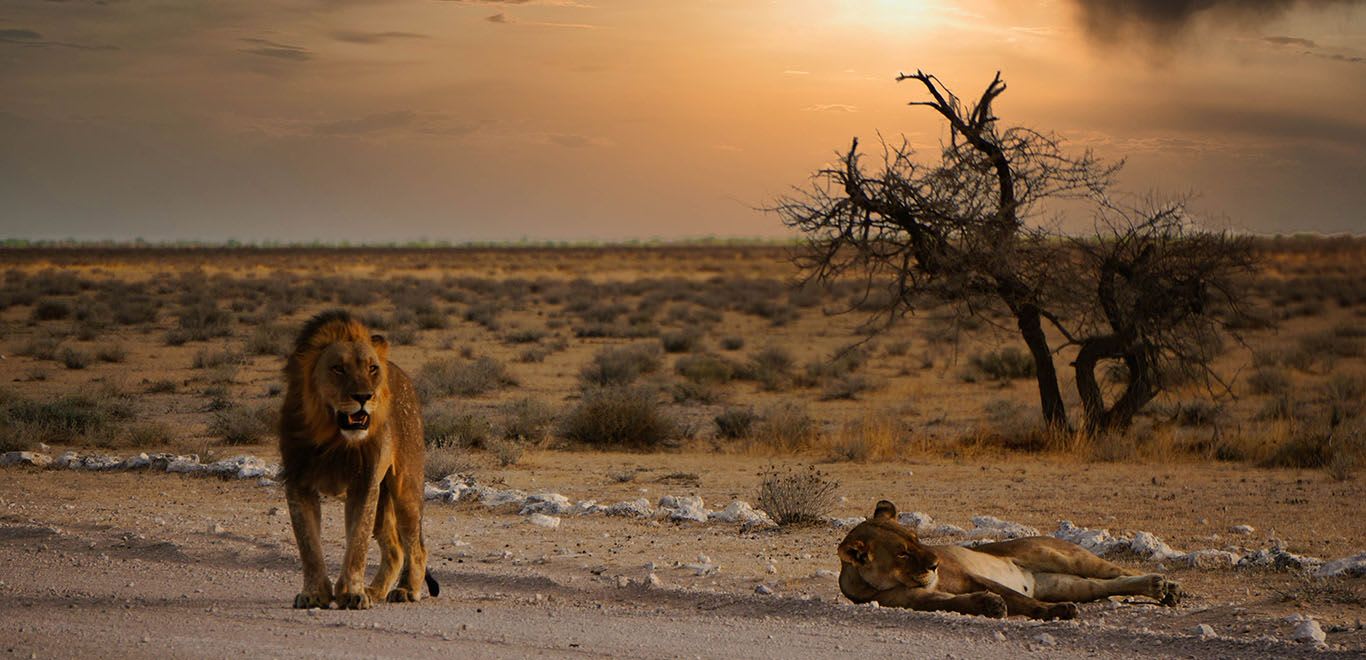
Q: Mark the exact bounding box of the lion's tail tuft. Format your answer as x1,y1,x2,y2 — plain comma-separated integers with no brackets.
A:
425,569,440,598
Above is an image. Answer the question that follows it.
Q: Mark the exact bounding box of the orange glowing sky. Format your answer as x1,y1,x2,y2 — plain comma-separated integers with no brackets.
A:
1,0,1363,241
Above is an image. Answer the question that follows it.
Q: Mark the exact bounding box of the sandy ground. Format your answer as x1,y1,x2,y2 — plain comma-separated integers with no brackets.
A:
1,459,1361,659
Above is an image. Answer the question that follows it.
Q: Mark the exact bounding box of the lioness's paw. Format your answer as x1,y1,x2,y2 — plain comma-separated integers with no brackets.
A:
969,592,1008,618
1159,579,1183,607
293,592,331,609
1043,602,1079,620
335,591,373,610
387,587,420,603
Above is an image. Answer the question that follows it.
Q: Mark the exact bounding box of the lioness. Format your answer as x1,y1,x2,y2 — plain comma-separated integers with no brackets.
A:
837,501,1180,619
279,310,437,609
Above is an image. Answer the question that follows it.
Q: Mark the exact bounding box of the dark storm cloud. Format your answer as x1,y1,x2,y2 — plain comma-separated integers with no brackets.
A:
239,37,311,61
330,30,427,44
1072,0,1364,40
0,27,117,50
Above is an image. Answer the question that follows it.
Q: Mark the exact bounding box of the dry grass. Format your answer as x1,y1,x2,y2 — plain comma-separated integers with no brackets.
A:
756,465,839,527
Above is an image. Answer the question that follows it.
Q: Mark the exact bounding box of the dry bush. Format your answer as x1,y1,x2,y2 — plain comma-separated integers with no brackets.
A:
739,346,794,391
95,344,128,364
503,327,548,344
31,299,72,321
719,336,745,351
1272,573,1366,606
166,303,233,344
1261,416,1364,474
58,347,91,370
497,397,556,441
559,385,678,448
826,414,905,462
423,407,493,449
211,403,277,445
193,347,246,370
418,356,516,400
578,344,662,388
245,324,290,356
659,329,701,353
485,436,525,466
963,347,1036,382
425,447,475,482
18,332,64,361
675,352,737,385
714,407,759,440
756,465,840,527
819,373,880,401
145,380,177,394
753,400,819,451
1247,365,1291,396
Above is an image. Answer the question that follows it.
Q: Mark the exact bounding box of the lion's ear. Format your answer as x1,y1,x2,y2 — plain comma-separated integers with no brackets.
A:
873,500,898,520
370,334,389,357
839,539,869,565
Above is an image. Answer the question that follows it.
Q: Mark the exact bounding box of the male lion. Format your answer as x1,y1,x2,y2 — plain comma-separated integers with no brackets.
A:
837,501,1180,619
278,310,438,609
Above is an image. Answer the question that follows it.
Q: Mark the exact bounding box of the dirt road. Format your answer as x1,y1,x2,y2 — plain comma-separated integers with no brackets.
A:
1,468,1355,659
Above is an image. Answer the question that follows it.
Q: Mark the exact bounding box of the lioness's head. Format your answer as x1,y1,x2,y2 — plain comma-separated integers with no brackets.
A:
837,500,940,590
286,310,393,445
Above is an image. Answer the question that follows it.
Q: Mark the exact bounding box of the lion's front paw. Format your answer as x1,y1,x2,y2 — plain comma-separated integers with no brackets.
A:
1043,602,1079,620
969,592,1008,618
335,590,373,610
293,591,332,609
387,587,420,603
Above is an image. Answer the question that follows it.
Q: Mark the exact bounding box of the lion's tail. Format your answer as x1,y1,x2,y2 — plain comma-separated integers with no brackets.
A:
425,569,440,598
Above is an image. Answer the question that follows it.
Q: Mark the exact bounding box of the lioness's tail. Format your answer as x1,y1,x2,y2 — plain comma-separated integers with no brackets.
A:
425,569,440,598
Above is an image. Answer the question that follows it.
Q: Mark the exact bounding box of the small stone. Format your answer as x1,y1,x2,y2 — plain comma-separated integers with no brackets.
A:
615,575,631,589
755,584,773,595
645,573,662,588
1292,618,1326,645
209,523,225,534
813,569,836,579
1193,624,1217,640
766,563,777,575
1229,524,1255,535
1035,633,1056,646
267,507,282,516
527,513,560,530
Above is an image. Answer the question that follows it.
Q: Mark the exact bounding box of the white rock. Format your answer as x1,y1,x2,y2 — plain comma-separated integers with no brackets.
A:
1238,545,1321,571
657,495,709,523
1053,521,1124,555
709,500,774,527
684,562,718,576
645,573,662,588
570,500,603,516
1229,524,1255,535
605,498,653,518
898,511,934,532
754,584,773,595
927,523,967,537
1035,632,1056,646
165,456,205,474
526,513,560,530
1193,624,1217,640
830,517,865,529
1129,531,1183,561
480,488,528,509
991,631,1006,642
423,483,450,501
1316,551,1366,578
1182,549,1239,570
765,563,777,575
1291,618,1326,645
53,451,82,469
615,575,631,588
120,453,152,470
968,515,1040,540
521,492,573,516
0,451,52,468
813,569,837,579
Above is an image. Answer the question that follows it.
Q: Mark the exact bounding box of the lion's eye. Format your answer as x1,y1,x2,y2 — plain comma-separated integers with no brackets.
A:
368,364,380,375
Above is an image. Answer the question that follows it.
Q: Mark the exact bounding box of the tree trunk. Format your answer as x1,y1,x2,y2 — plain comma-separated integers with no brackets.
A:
1074,337,1154,434
1015,305,1068,429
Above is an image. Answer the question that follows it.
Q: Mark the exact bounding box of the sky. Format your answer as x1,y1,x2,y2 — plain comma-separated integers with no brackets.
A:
1,0,1363,242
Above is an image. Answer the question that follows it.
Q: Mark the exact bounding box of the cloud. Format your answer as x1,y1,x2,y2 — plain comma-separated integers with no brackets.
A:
782,70,809,76
0,27,117,50
330,30,427,44
803,104,857,113
1071,0,1365,42
313,111,417,136
483,12,596,28
239,37,311,61
1264,35,1318,47
1263,34,1365,64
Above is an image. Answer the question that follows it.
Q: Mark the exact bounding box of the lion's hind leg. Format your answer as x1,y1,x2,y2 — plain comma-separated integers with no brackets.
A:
986,537,1143,578
365,481,405,604
388,474,430,603
1032,572,1179,605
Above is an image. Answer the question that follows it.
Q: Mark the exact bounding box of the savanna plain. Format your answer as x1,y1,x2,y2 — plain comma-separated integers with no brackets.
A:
1,242,1363,658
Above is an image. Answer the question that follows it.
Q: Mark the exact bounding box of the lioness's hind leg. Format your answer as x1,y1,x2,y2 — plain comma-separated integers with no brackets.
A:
366,484,405,604
1033,573,1178,604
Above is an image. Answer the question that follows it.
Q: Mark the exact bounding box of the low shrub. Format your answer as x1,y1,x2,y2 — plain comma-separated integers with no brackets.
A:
210,403,277,445
578,344,662,388
714,407,758,440
418,356,517,400
559,385,678,448
423,407,493,449
964,347,1035,382
756,465,840,527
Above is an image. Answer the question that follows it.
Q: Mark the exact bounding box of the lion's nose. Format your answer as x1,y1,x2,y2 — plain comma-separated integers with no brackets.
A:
352,393,372,406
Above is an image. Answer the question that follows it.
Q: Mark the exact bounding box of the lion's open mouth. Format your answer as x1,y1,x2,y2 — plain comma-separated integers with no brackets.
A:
336,410,371,431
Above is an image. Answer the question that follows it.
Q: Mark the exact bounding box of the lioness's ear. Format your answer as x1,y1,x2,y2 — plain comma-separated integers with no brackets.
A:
838,539,869,565
370,334,389,356
873,500,897,520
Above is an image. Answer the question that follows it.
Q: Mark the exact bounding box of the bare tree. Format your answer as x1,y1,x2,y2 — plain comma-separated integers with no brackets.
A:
777,70,1257,434
1059,198,1256,433
775,71,1117,428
